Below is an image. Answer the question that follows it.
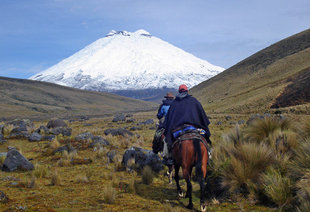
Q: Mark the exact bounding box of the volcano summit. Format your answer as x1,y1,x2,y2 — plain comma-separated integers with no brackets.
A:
30,30,224,100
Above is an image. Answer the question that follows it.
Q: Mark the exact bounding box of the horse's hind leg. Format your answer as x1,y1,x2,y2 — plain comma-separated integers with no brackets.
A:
174,165,183,197
183,168,193,209
199,175,207,211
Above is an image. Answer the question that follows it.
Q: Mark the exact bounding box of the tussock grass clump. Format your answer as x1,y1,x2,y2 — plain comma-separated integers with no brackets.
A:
300,118,310,139
33,164,48,178
296,171,310,212
221,142,274,194
288,140,310,180
142,166,154,185
0,155,6,165
261,168,293,209
3,124,14,137
51,170,61,186
75,174,89,183
246,117,291,143
95,146,108,159
50,138,60,150
103,183,116,204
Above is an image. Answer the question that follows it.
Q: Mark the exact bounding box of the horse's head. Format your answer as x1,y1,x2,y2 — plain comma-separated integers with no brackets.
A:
152,128,165,154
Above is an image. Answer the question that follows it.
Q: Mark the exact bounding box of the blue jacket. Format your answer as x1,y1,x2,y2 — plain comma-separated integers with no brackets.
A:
157,99,174,119
163,92,211,146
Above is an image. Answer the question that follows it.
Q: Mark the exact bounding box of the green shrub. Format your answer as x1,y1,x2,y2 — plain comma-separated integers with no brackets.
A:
261,167,293,209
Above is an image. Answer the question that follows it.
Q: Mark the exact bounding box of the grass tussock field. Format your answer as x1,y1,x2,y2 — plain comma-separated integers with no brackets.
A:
0,111,308,211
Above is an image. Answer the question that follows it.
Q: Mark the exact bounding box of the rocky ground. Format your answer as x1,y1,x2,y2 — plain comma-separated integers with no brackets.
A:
0,111,286,211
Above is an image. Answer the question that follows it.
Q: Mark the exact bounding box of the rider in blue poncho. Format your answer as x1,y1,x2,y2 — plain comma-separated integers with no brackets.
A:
163,84,212,165
157,92,174,127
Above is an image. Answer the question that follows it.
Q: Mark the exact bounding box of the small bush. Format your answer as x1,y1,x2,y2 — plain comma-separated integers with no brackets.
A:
51,170,61,186
75,174,89,183
261,168,293,209
33,164,48,178
103,184,116,204
142,166,154,185
50,138,60,150
127,177,136,194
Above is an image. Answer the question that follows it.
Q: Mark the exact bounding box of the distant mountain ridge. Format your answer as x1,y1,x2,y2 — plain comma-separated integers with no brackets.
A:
0,76,156,120
191,29,310,113
30,29,224,100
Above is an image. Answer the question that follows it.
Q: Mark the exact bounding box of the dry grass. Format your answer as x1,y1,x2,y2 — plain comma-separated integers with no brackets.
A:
296,171,310,212
142,166,154,185
221,142,274,193
261,167,293,209
103,183,116,204
33,163,48,178
75,174,90,183
50,170,61,186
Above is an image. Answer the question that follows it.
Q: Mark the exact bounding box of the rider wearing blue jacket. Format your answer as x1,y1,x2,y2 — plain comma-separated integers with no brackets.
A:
157,92,174,127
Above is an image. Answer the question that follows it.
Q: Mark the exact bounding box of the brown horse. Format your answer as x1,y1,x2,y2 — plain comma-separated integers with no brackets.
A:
153,130,209,211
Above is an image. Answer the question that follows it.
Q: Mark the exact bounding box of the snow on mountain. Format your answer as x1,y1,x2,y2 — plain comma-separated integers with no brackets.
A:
30,29,224,92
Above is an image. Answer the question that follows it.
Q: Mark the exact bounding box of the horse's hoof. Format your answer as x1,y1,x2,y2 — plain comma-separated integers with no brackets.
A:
186,203,193,209
201,205,207,212
178,192,184,197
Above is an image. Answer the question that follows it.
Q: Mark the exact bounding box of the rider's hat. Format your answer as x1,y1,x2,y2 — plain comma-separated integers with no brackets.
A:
164,92,174,99
178,84,188,93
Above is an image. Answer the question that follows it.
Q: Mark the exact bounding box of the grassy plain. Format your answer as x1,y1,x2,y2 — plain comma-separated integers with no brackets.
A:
0,111,288,212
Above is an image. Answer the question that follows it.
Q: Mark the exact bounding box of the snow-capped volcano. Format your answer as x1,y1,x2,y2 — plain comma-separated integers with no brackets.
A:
30,29,224,93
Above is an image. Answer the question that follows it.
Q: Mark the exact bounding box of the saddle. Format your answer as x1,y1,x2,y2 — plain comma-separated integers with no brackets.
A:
172,132,209,150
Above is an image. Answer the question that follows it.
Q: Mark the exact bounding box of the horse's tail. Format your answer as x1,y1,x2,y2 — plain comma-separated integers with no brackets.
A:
193,138,203,178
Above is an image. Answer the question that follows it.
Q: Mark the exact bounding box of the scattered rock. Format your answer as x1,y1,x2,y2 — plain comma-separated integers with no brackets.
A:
126,119,135,123
104,128,133,137
89,136,110,148
246,114,265,125
122,146,163,172
225,116,232,121
47,119,68,129
51,127,72,136
216,121,223,126
0,125,4,134
35,126,50,135
238,120,245,125
42,135,56,141
53,144,76,154
149,126,156,130
138,119,154,125
9,127,30,139
130,126,142,131
75,132,93,142
229,121,236,125
7,119,34,129
0,134,6,144
2,149,34,172
0,190,9,203
83,123,93,127
28,132,42,142
112,114,126,122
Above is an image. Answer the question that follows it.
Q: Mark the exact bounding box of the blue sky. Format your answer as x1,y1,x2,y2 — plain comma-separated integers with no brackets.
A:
0,0,309,79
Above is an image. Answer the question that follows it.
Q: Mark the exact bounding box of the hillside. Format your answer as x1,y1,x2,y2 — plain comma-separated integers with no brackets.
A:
191,28,310,114
0,77,157,120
